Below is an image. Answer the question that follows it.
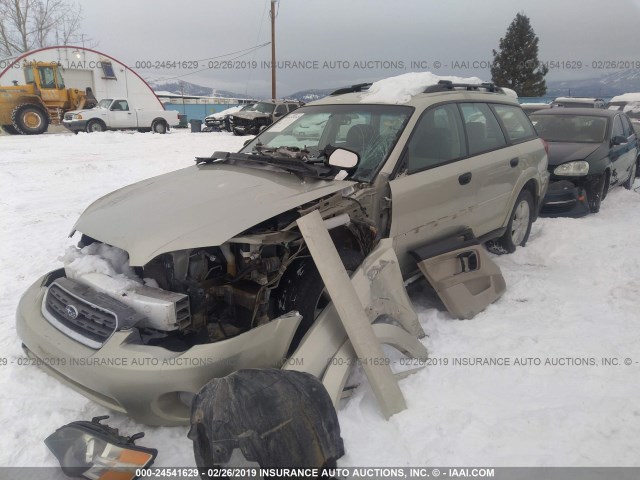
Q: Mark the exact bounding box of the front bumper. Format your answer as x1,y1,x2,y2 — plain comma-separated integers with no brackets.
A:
16,272,301,426
540,179,590,218
62,120,88,132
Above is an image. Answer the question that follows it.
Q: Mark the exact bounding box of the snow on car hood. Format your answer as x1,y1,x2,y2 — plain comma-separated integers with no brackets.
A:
73,164,354,266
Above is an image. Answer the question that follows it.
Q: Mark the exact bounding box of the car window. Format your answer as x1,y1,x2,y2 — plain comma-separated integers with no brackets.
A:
111,100,129,111
405,104,466,173
459,103,507,154
274,104,287,116
530,114,607,143
241,104,413,182
492,104,537,142
612,115,624,138
621,115,634,137
287,104,299,113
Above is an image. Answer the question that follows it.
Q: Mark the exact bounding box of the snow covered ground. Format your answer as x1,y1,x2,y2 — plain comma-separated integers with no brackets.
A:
1,129,640,469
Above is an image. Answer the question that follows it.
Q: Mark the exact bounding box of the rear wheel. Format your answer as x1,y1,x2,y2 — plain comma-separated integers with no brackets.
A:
11,104,49,135
486,189,534,255
274,249,364,352
624,161,637,189
151,119,167,134
86,119,106,133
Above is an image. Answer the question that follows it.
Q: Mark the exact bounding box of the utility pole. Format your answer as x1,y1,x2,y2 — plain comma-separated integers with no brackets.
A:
270,0,277,100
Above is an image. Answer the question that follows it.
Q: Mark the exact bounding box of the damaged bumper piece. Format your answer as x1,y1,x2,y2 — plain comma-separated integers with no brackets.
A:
540,179,591,217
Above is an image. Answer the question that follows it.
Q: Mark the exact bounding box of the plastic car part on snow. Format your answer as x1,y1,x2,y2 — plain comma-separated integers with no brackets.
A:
188,369,344,470
413,230,506,319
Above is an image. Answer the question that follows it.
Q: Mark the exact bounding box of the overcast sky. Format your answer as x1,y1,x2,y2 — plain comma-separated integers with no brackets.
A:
80,0,640,97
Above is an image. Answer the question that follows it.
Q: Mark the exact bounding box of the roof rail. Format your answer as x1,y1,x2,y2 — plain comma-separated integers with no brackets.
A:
330,83,373,96
423,80,503,94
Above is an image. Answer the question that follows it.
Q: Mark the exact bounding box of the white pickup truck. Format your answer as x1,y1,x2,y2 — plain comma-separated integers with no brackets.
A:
62,98,178,134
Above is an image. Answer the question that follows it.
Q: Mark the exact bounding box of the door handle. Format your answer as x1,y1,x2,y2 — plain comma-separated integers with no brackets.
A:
510,157,519,167
458,172,472,185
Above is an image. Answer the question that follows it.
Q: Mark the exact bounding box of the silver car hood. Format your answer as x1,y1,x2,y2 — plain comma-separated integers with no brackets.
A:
73,164,354,266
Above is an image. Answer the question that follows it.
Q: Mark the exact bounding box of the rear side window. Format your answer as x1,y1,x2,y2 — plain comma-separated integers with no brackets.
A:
406,103,467,173
612,115,624,138
492,104,537,142
274,104,287,116
287,104,299,112
459,103,506,155
621,115,634,137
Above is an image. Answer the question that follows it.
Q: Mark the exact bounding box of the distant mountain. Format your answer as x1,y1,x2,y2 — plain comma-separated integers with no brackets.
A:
145,77,253,99
547,69,640,98
286,88,335,102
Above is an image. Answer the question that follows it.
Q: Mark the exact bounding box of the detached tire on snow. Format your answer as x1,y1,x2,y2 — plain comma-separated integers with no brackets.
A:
486,189,534,255
11,104,49,135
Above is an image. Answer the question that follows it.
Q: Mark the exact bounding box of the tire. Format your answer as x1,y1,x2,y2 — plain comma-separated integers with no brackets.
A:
623,160,637,189
274,249,364,352
1,125,20,135
151,119,167,134
586,173,606,213
85,119,106,133
486,189,534,255
11,104,49,135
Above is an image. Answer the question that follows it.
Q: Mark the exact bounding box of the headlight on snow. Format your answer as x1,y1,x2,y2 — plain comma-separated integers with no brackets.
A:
554,161,589,176
45,416,157,480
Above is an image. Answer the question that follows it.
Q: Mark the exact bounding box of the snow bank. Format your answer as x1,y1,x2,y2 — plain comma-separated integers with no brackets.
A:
361,72,484,104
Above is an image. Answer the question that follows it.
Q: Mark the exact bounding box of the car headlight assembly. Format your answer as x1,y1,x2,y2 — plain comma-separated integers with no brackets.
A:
554,160,589,176
74,114,83,120
45,416,157,480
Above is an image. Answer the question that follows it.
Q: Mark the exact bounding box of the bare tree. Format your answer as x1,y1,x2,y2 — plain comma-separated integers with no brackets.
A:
0,0,83,58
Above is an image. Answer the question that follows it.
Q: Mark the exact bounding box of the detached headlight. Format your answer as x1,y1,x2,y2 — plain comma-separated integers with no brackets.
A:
554,160,589,176
45,416,157,480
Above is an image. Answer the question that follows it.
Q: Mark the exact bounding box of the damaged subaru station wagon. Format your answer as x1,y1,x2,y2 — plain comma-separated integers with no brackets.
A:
16,75,549,425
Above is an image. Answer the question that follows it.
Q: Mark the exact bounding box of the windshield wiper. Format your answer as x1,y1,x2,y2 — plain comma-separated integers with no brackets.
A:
195,151,338,180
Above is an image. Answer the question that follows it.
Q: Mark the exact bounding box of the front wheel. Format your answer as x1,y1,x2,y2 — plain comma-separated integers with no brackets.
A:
486,189,534,255
274,249,364,352
11,104,49,135
86,119,106,133
623,161,637,189
586,173,607,213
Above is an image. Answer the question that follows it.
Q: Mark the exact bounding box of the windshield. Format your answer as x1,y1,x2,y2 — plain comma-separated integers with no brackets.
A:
530,114,608,143
245,102,276,114
97,99,113,109
240,104,413,182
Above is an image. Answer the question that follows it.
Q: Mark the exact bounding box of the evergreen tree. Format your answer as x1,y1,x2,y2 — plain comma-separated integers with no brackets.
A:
491,13,548,96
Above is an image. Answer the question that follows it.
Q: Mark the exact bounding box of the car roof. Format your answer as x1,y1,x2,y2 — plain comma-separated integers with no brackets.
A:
553,97,605,103
530,107,618,118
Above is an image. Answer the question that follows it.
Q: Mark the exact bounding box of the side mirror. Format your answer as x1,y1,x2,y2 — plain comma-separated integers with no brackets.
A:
327,148,360,170
612,135,627,146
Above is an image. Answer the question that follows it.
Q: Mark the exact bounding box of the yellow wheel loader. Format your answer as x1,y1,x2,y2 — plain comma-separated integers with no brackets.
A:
0,61,97,135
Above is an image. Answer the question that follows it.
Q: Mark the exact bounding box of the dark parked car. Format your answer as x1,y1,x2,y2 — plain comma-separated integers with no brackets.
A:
530,108,638,216
229,100,303,135
204,103,255,132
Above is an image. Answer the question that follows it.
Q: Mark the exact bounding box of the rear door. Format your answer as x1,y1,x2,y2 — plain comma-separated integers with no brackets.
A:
609,114,634,184
619,114,638,181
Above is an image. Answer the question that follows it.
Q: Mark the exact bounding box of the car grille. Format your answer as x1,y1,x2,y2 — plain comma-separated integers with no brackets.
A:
42,277,147,348
64,113,73,121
